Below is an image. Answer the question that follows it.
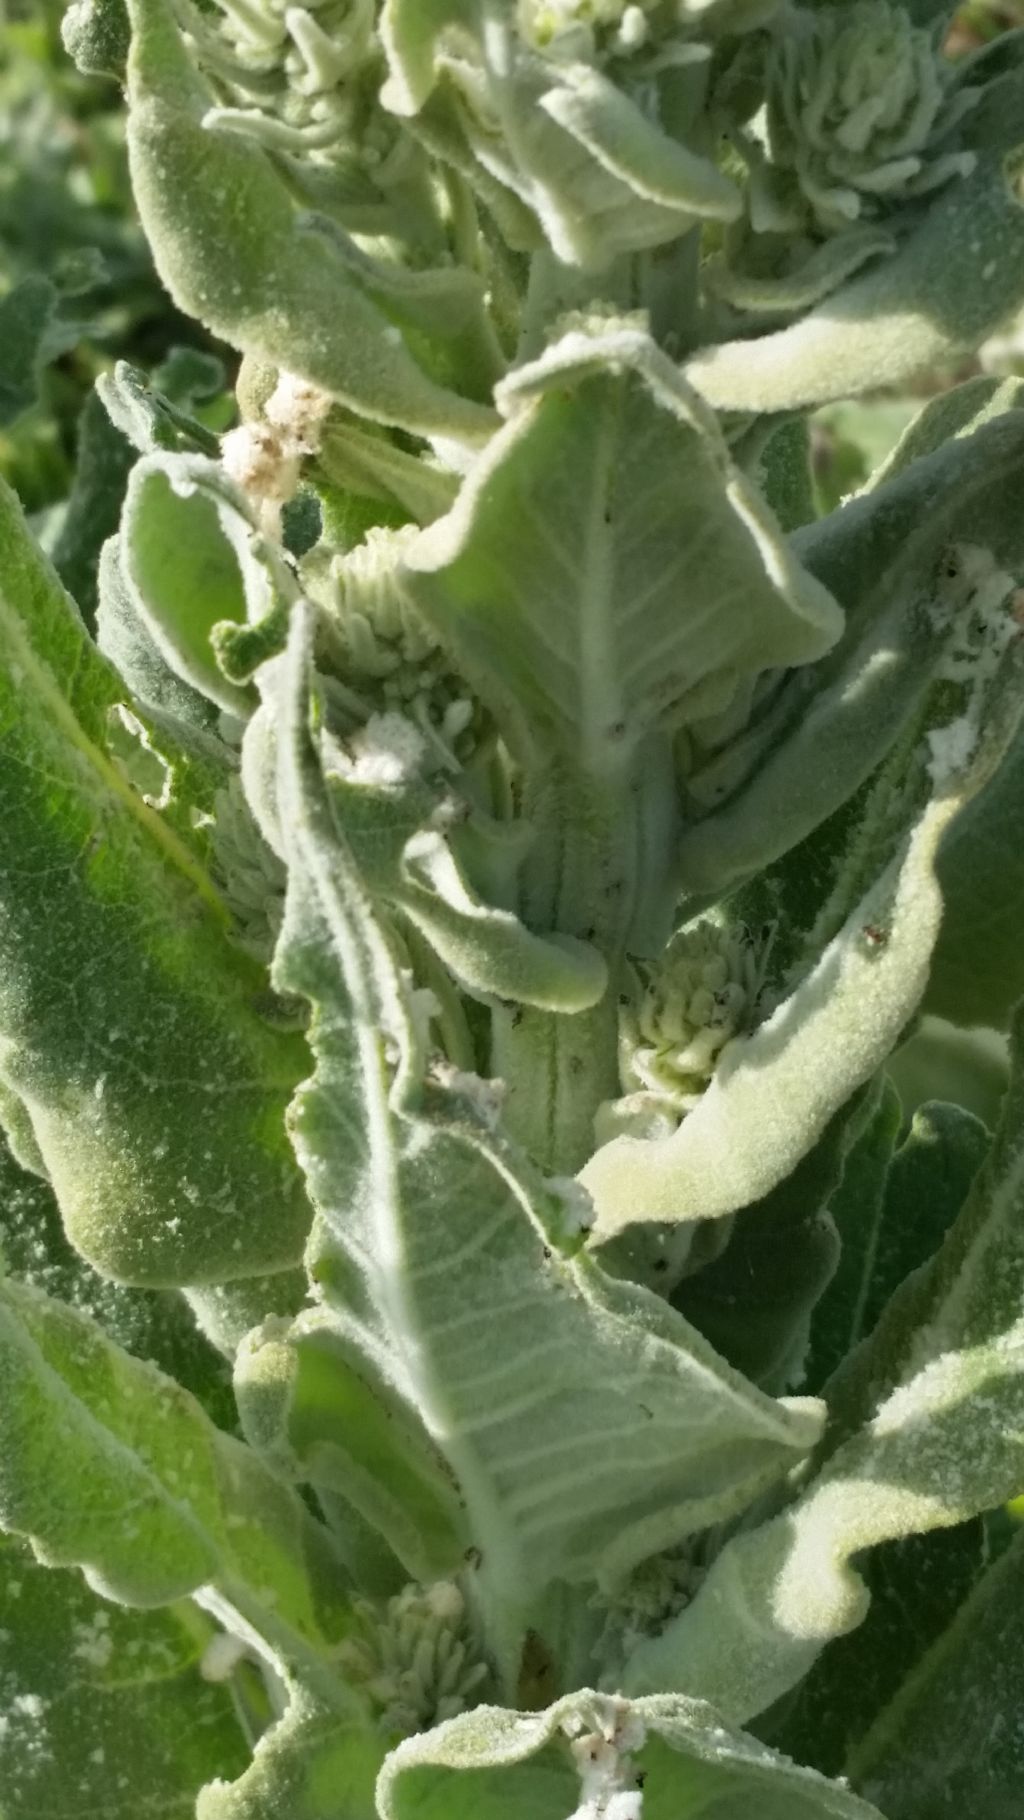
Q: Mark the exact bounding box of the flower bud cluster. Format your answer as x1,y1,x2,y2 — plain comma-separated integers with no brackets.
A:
757,2,976,235
180,0,392,164
619,917,763,1111
518,0,778,62
316,527,486,772
338,1581,490,1737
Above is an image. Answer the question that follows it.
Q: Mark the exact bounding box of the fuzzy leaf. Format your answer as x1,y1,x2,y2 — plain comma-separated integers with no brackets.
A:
267,605,822,1680
378,1690,884,1820
197,1690,383,1820
766,1518,987,1784
622,1006,1024,1723
404,323,840,771
62,0,131,79
685,72,1024,413
0,474,312,1286
323,771,607,1013
119,452,282,717
0,1534,248,1820
0,1126,235,1429
670,1089,864,1392
379,0,474,117
0,1274,352,1676
928,723,1024,1027
585,612,1024,1239
849,1525,1024,1817
806,1098,989,1392
801,1080,903,1393
124,0,498,443
678,407,1024,893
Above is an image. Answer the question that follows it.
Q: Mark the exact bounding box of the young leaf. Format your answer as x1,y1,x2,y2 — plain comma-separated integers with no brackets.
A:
119,451,285,717
403,322,841,774
320,770,607,1014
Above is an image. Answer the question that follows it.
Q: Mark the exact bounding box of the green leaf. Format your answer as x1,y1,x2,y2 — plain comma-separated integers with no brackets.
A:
886,1020,1009,1130
584,798,962,1238
0,474,312,1285
678,407,1024,895
685,73,1024,413
739,414,816,534
0,1124,236,1429
767,1519,987,1783
316,415,458,529
96,360,224,460
849,1525,1024,1816
95,532,223,739
928,723,1024,1027
186,1269,311,1362
48,390,135,633
803,0,953,22
378,1690,884,1820
322,771,607,1013
807,1098,989,1393
236,1311,470,1586
379,0,475,117
0,1274,353,1677
0,1533,249,1820
670,1089,866,1393
268,603,823,1679
404,322,840,772
534,60,742,240
621,1004,1024,1723
864,374,1024,491
124,0,498,442
119,452,284,717
801,1079,903,1393
584,605,1024,1239
197,1690,384,1820
384,16,740,269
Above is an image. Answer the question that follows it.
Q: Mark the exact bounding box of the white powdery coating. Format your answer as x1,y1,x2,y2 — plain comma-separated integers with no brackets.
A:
349,712,428,785
220,423,300,507
200,1631,249,1683
72,1611,113,1669
264,370,332,454
925,715,977,786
